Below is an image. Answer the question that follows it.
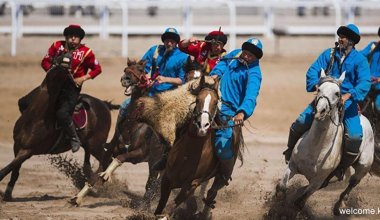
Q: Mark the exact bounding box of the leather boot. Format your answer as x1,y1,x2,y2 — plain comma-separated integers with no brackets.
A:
152,142,171,171
283,127,303,163
64,122,82,153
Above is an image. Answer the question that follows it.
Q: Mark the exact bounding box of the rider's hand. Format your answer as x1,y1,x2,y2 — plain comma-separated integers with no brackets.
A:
233,112,244,126
74,75,91,87
156,75,166,84
371,76,380,84
340,93,351,105
189,37,198,44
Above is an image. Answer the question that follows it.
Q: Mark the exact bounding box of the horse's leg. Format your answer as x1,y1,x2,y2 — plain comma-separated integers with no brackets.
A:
83,148,92,179
141,169,160,209
333,163,370,216
293,181,321,210
154,173,172,215
1,149,32,201
276,165,296,198
174,182,200,207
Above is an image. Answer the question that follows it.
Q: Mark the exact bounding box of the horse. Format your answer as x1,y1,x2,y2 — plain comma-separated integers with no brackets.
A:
71,58,164,208
276,70,374,216
153,75,245,218
0,52,118,201
184,56,205,82
358,86,380,177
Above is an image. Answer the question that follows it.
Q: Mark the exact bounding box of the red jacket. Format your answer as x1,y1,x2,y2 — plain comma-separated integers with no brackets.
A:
41,41,102,79
179,40,226,74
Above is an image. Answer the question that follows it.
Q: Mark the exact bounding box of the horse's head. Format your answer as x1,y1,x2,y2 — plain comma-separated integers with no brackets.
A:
121,58,148,96
192,75,220,136
314,69,345,120
184,56,205,82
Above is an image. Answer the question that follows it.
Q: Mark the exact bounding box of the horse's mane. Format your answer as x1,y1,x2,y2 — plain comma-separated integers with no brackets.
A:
137,76,216,146
184,58,203,73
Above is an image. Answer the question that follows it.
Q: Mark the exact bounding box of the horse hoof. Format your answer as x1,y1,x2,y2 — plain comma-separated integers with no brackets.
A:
68,196,81,207
3,194,12,201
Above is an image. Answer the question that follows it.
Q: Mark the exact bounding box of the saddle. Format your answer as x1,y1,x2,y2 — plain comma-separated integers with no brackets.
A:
72,96,90,130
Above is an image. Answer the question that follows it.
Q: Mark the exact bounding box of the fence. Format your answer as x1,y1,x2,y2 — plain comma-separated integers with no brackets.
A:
0,0,379,56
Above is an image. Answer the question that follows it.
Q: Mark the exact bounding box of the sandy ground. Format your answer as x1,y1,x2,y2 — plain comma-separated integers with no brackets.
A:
0,35,380,219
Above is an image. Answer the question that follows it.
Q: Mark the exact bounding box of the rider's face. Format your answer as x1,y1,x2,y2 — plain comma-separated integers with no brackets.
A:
164,39,177,51
210,42,224,56
338,35,349,49
66,35,81,50
240,50,256,64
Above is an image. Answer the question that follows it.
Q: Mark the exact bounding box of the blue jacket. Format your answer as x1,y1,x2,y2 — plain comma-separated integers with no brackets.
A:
306,47,370,102
210,49,262,119
142,45,188,95
360,42,380,89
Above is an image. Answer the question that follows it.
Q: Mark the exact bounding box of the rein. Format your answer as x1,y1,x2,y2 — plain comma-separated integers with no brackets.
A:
124,68,155,89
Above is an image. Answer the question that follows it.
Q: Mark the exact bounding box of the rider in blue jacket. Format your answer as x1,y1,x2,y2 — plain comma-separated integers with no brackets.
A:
119,27,188,117
360,26,380,113
206,37,263,198
283,24,371,182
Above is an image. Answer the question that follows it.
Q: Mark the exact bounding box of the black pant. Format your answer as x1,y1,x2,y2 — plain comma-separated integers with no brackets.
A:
56,80,81,127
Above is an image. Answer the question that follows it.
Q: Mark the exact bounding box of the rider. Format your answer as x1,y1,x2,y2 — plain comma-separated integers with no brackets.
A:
114,27,188,153
205,37,263,200
283,24,371,181
18,24,102,153
360,26,380,113
178,30,227,74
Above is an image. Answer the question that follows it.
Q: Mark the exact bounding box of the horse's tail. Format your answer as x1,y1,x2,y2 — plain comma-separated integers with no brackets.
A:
103,100,120,110
234,126,246,167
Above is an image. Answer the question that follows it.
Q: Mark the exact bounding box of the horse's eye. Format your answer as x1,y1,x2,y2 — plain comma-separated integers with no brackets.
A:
335,92,340,97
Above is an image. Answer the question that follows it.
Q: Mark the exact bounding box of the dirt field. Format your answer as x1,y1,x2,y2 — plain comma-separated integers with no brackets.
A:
0,35,379,219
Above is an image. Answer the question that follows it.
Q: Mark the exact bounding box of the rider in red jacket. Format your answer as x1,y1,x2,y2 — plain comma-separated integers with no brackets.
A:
19,24,102,153
178,30,227,74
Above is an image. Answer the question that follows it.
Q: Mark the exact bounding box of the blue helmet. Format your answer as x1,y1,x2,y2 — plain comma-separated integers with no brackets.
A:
242,37,263,59
161,27,180,43
337,24,360,44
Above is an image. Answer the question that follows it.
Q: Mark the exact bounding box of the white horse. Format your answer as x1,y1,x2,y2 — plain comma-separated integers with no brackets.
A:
277,70,374,215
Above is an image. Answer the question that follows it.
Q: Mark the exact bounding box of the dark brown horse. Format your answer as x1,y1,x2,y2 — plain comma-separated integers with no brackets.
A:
359,86,380,177
71,59,164,207
184,56,205,82
154,75,244,218
0,53,117,201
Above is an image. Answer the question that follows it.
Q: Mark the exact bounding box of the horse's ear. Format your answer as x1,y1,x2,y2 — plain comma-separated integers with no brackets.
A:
127,57,132,66
139,59,148,68
320,68,326,78
213,77,220,91
200,74,206,88
338,71,346,84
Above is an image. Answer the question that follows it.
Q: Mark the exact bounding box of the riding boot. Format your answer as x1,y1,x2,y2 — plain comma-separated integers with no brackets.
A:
152,143,171,171
64,122,82,153
283,127,303,163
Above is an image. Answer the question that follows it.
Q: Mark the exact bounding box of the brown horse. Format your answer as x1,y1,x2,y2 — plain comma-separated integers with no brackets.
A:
184,56,205,82
0,53,117,201
359,86,380,177
154,75,244,218
71,59,164,208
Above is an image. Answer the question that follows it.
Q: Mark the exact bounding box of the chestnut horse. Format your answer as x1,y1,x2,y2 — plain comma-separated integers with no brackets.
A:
71,59,163,207
154,75,245,218
0,53,117,201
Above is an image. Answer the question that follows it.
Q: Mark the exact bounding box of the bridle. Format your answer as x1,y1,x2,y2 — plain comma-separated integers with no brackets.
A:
122,68,155,89
191,87,219,128
314,77,344,126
